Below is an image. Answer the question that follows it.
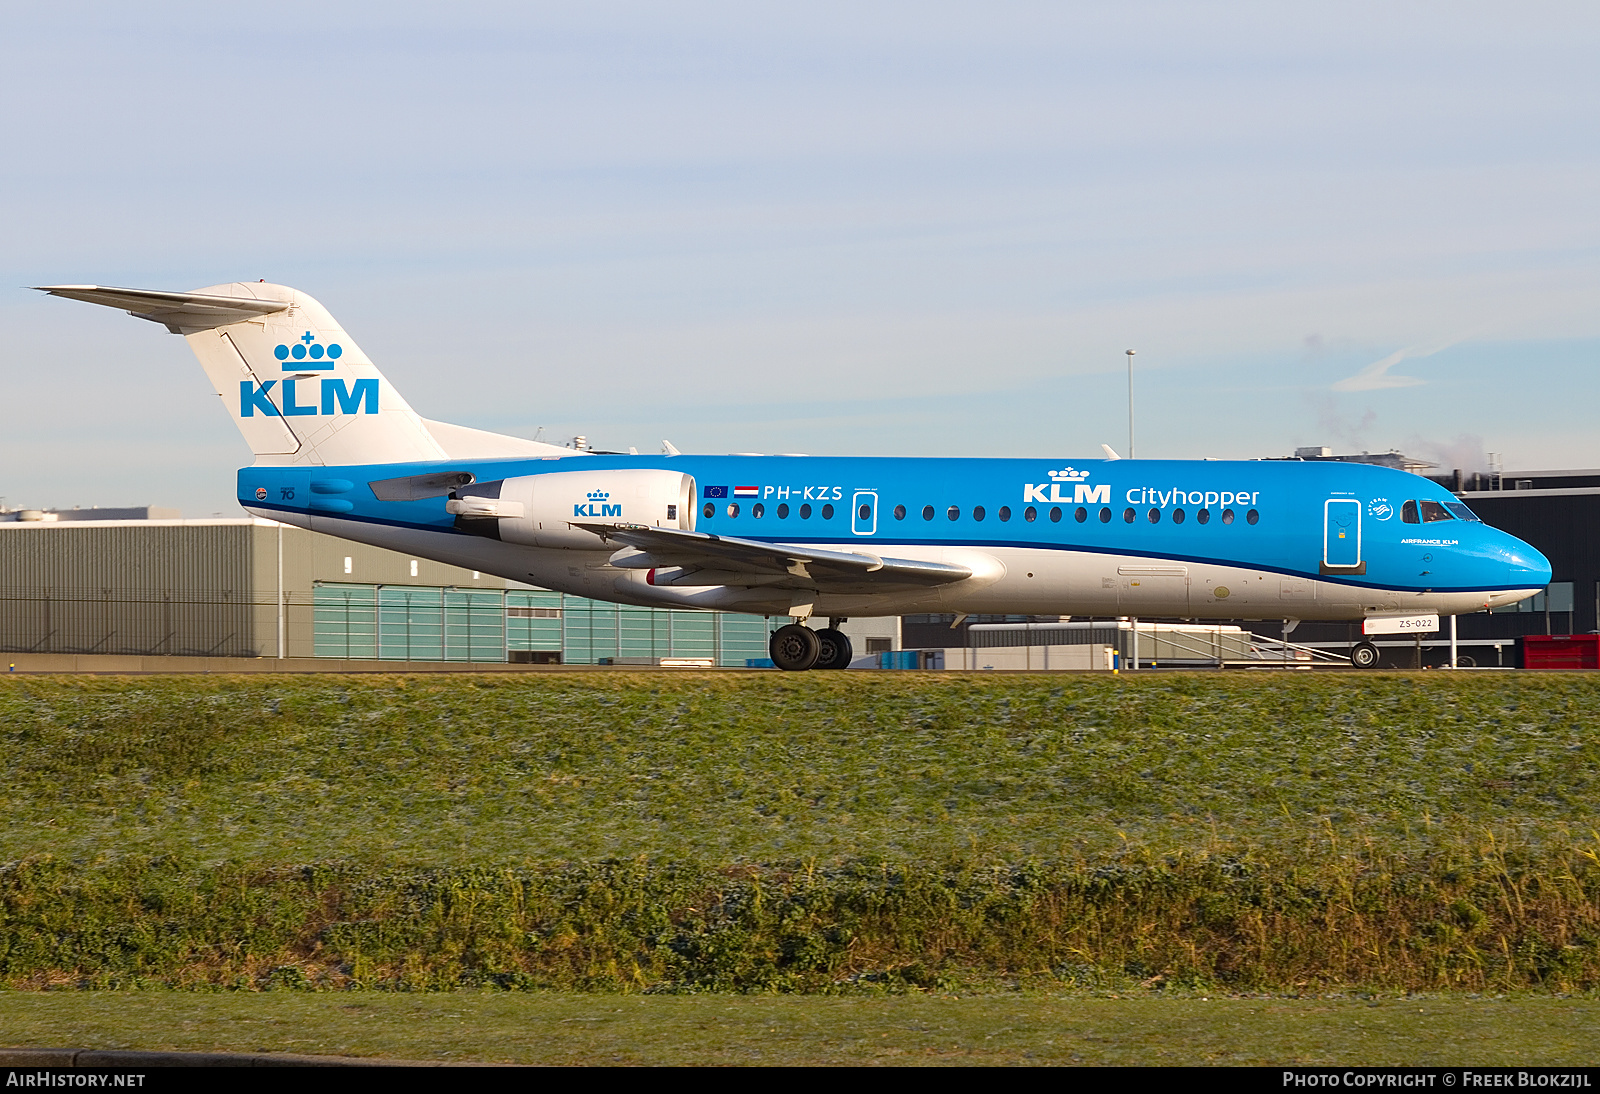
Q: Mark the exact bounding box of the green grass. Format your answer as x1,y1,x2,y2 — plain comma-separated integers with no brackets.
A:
4,991,1599,1065
1,673,1598,995
2,672,1596,864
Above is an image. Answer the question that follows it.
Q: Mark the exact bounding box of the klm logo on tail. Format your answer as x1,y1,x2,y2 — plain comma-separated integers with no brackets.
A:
575,490,622,518
274,331,343,370
242,331,376,417
241,378,378,418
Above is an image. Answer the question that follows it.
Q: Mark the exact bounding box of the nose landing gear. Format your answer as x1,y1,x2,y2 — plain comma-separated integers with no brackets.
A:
769,621,854,671
1350,640,1380,669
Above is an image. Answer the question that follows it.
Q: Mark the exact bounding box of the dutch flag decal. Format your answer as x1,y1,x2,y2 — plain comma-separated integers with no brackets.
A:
733,486,759,498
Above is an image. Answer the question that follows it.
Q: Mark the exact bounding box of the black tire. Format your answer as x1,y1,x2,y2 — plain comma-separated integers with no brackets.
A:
1454,654,1476,669
770,624,821,671
1350,641,1380,669
814,628,854,670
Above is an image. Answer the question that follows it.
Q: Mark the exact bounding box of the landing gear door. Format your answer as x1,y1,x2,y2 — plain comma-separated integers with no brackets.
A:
851,491,877,536
1322,498,1364,574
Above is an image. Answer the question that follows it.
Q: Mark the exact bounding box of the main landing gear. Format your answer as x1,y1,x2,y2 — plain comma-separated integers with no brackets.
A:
769,621,854,671
1350,641,1381,669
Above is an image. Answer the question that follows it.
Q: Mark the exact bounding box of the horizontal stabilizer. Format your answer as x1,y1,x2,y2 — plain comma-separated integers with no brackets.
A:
421,418,576,459
34,285,289,332
579,523,972,589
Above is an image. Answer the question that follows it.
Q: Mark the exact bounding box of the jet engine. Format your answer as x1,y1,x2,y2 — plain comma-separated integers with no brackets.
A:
446,468,695,549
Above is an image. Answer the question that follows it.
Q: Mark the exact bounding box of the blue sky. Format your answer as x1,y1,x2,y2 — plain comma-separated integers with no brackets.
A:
2,2,1597,514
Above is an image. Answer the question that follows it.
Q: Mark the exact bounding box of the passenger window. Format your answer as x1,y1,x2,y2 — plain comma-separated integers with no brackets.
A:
1246,508,1259,525
1147,508,1160,524
1075,506,1087,522
998,506,1011,522
821,504,834,519
947,505,960,521
1099,507,1111,523
1420,500,1454,522
1173,508,1185,524
1049,506,1061,522
1025,506,1037,522
727,503,740,518
1198,508,1210,524
922,505,935,521
753,503,765,518
1221,508,1234,524
1122,507,1135,523
973,506,986,522
1401,500,1419,524
800,504,812,519
777,503,790,519
856,503,870,520
893,504,906,520
703,502,715,519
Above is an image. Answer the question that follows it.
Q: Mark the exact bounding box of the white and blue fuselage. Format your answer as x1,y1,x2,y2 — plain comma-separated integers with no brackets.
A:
241,453,1549,622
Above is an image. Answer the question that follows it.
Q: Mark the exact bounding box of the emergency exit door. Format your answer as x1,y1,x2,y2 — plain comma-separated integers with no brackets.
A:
1323,498,1363,573
851,491,877,536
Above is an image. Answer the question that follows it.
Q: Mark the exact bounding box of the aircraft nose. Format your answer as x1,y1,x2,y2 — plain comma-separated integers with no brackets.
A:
1488,528,1552,587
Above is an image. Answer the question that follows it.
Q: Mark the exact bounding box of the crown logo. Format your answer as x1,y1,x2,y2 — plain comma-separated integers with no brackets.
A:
1048,467,1090,482
274,330,344,367
586,490,610,502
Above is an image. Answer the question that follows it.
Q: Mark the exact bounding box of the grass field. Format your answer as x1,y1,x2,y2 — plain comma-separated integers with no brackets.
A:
4,991,1597,1066
0,672,1598,997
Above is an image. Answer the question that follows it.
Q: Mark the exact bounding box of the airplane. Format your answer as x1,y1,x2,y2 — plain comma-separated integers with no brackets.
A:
35,282,1551,670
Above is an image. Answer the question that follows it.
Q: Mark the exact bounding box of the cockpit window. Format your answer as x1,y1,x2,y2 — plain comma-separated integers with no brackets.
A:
1401,500,1419,524
1419,500,1454,522
1444,501,1481,522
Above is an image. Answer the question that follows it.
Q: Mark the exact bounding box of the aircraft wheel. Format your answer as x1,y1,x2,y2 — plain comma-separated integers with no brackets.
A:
770,624,821,671
1350,641,1380,669
814,628,854,670
1454,654,1476,669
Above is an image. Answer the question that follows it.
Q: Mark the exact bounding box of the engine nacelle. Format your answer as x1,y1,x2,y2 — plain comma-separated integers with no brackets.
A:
448,468,695,549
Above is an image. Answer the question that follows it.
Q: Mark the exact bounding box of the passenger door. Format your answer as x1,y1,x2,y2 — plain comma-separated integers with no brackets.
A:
1322,499,1364,574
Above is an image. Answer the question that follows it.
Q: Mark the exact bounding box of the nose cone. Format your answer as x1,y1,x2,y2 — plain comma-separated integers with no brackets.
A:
1477,527,1551,604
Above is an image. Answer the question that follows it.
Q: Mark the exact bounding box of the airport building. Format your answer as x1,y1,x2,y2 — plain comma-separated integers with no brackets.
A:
0,512,847,666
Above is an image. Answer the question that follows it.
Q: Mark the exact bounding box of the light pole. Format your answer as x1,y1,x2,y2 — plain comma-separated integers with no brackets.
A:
1125,349,1136,458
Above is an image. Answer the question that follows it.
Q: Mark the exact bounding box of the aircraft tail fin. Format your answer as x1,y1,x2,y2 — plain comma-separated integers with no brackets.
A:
36,282,569,467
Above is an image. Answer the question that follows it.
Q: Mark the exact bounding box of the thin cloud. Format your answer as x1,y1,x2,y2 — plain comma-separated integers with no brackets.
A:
1330,337,1466,392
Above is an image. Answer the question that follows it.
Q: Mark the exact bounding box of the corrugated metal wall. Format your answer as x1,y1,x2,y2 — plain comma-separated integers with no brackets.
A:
0,524,258,656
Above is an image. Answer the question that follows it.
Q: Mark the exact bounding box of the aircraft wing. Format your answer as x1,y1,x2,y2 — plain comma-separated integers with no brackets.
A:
575,523,972,588
35,285,290,330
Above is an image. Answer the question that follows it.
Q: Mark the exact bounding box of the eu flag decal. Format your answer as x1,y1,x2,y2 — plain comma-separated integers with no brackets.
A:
703,485,729,499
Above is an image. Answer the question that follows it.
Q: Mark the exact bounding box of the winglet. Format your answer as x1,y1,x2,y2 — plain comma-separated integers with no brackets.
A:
1101,443,1122,461
662,440,681,456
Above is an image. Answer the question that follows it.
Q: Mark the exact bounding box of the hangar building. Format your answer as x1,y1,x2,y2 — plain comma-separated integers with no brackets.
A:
0,512,827,666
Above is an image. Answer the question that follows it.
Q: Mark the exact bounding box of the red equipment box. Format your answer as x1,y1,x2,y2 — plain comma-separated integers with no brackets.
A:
1520,634,1600,670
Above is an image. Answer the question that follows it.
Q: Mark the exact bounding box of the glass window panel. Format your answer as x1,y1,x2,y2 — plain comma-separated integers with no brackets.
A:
378,586,443,660
670,612,716,658
313,583,378,659
718,614,771,665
